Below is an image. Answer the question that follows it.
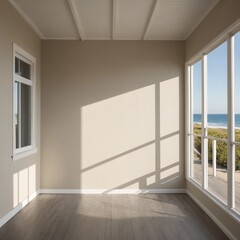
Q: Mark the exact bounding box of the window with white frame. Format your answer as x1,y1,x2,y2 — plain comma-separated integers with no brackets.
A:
13,44,36,159
187,24,240,217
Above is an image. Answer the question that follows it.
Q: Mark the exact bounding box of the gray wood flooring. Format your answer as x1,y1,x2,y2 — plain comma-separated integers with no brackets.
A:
0,194,229,240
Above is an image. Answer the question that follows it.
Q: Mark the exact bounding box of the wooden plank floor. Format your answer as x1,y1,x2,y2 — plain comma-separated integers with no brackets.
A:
0,194,229,240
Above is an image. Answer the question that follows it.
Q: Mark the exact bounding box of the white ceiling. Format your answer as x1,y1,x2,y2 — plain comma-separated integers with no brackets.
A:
9,0,219,40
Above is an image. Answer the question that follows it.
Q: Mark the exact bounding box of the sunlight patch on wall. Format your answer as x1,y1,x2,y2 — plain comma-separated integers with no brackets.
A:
160,77,179,137
161,166,179,181
13,173,18,208
81,143,155,189
81,85,155,170
160,134,179,180
146,175,156,186
122,182,140,189
13,164,36,207
18,168,28,203
28,165,36,194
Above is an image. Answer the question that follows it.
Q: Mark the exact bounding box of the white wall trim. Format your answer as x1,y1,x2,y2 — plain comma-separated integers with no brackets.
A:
12,43,37,161
12,148,38,161
0,190,39,228
186,189,237,240
40,188,186,194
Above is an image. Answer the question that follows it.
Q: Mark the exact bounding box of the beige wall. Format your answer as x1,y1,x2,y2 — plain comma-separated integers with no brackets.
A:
41,41,185,190
185,0,240,61
0,0,41,218
185,0,240,239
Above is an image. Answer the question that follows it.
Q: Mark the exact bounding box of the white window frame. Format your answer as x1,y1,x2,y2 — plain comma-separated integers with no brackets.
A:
186,19,240,222
12,44,37,160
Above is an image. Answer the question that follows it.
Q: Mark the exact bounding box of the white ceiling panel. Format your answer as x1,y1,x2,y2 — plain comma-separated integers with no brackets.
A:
146,0,219,40
10,0,79,39
116,0,155,40
74,0,112,40
9,0,219,40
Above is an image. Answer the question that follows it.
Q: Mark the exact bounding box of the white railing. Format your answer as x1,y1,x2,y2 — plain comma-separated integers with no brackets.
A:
191,133,234,177
193,137,217,177
212,139,217,177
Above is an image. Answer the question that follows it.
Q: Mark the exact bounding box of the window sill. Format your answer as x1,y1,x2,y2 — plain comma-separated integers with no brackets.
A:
12,148,38,161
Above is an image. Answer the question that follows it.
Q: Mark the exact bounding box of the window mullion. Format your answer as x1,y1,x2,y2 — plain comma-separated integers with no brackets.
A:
31,74,35,150
15,75,32,86
190,65,194,178
202,54,208,189
227,35,235,209
18,83,22,148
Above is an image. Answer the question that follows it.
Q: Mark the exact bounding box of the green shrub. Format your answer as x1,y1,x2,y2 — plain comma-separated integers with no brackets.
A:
193,124,240,170
236,146,240,170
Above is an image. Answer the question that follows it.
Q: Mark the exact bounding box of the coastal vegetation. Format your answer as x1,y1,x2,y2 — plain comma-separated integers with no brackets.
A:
194,124,240,170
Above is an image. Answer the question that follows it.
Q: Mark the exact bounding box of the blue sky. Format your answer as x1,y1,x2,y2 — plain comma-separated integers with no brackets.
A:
193,31,240,114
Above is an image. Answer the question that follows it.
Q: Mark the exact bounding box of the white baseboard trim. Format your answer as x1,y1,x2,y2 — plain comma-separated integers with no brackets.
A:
40,188,186,194
186,190,237,240
0,190,39,228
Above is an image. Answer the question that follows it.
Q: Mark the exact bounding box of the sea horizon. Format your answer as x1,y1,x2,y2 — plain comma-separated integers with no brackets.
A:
193,114,240,128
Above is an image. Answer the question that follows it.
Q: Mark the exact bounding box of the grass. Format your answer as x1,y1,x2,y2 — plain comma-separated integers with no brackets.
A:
193,124,240,170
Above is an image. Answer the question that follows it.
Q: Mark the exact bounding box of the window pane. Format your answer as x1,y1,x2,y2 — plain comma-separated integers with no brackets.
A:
206,42,228,204
235,32,240,139
207,42,228,139
208,140,228,204
15,57,20,76
15,82,31,149
235,145,240,213
192,135,202,185
234,31,240,215
14,82,20,149
192,61,202,134
15,57,31,80
21,83,31,147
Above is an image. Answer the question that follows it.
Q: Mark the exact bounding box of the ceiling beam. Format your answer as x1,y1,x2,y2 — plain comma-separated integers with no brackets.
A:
142,0,159,41
112,0,117,40
9,0,45,39
68,0,85,41
184,0,219,40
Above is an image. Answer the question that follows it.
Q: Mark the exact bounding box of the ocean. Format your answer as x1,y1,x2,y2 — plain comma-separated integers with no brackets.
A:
193,114,240,128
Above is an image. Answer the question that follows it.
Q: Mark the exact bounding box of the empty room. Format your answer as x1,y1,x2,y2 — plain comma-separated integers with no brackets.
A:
0,0,240,239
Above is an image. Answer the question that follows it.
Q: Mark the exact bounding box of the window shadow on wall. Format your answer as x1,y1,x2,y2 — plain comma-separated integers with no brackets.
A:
41,42,185,191
79,77,183,191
